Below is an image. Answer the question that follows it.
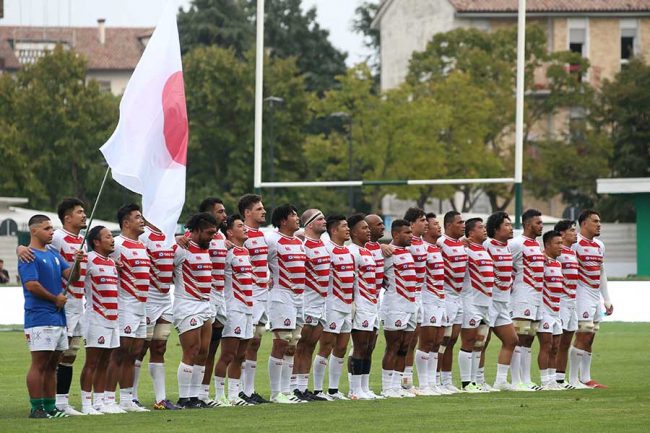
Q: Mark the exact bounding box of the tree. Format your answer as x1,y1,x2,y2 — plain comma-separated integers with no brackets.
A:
0,46,119,216
352,1,380,74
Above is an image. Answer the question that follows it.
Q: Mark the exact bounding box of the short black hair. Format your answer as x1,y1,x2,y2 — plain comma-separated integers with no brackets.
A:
198,197,223,213
486,211,510,238
347,213,367,231
57,197,85,224
86,225,106,251
391,219,410,232
186,212,218,232
521,208,542,227
554,219,575,233
403,207,425,223
443,211,460,227
238,194,262,216
28,214,51,227
464,217,483,238
543,230,562,246
222,214,243,237
326,215,347,235
578,209,600,226
271,204,298,228
425,212,437,220
117,203,141,229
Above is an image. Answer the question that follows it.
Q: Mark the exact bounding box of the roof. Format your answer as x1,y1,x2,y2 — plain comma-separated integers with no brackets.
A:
448,0,650,14
0,25,152,71
597,177,650,194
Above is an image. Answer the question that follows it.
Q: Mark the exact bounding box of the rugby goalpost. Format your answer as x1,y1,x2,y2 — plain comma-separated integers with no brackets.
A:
253,0,526,225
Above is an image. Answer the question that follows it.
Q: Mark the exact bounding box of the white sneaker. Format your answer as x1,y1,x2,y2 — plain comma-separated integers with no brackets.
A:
570,381,591,390
312,391,335,401
398,388,416,398
479,382,500,392
270,393,299,404
546,381,564,391
58,404,85,416
442,383,461,394
364,389,384,400
81,406,104,415
512,382,537,392
380,389,402,398
283,392,308,404
493,381,516,391
328,391,349,401
120,401,150,412
560,382,577,390
99,403,127,414
230,396,254,406
431,385,452,395
418,387,440,396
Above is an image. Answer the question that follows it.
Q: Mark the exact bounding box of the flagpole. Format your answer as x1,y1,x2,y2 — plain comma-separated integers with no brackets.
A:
253,0,265,193
63,166,111,295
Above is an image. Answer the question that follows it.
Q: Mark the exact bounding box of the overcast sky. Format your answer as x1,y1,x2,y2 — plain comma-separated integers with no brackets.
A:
0,0,375,65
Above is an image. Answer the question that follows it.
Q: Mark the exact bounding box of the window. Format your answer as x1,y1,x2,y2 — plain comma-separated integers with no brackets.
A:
620,19,639,67
567,19,588,80
97,81,112,93
13,41,68,65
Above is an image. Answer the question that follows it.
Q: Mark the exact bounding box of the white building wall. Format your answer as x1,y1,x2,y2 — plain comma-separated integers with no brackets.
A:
86,70,131,95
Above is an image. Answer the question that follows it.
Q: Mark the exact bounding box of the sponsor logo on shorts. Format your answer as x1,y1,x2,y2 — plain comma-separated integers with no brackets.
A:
430,316,436,324
394,319,402,328
284,318,291,327
124,326,132,335
469,318,476,327
524,309,531,317
98,336,105,344
234,326,241,335
362,320,369,328
190,317,198,326
543,322,549,329
329,322,337,330
146,317,151,325
305,315,313,324
583,311,589,319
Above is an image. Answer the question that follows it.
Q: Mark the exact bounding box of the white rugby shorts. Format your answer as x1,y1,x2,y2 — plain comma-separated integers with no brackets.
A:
25,326,68,352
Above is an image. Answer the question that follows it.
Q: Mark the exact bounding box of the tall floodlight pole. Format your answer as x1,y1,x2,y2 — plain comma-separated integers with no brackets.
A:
253,0,265,194
514,0,526,229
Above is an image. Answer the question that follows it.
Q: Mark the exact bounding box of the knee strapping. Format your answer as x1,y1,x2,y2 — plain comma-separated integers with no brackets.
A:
274,330,292,342
254,325,266,339
62,336,82,358
529,321,539,336
152,323,172,341
443,327,453,338
288,327,302,348
513,319,531,335
578,321,595,333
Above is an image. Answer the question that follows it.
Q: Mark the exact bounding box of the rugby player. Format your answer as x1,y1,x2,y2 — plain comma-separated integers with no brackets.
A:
172,213,218,409
381,219,417,398
569,210,613,389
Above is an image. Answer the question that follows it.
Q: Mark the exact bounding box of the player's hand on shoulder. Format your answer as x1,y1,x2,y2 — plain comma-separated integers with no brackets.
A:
115,258,124,270
225,240,235,250
16,245,35,263
380,243,395,258
176,235,190,249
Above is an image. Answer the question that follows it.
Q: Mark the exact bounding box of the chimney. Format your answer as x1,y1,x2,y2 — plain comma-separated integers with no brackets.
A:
97,18,106,45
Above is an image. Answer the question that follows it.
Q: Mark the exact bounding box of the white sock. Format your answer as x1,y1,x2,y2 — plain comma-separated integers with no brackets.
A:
580,350,592,383
569,346,583,384
403,366,413,387
391,370,403,391
521,347,532,384
119,387,133,405
298,373,309,392
458,350,473,383
361,374,371,393
214,376,226,400
190,365,205,398
198,383,210,401
177,362,193,398
477,367,485,385
104,391,116,405
81,390,92,409
381,369,393,392
228,378,241,400
511,347,521,384
549,368,556,383
240,362,247,392
470,351,481,383
55,393,69,408
441,371,452,386
243,360,257,396
312,355,328,391
427,352,439,387
93,392,104,408
556,371,566,382
328,355,344,391
148,362,167,403
281,355,294,394
268,356,283,397
495,363,509,384
132,359,142,401
415,350,429,388
350,374,362,396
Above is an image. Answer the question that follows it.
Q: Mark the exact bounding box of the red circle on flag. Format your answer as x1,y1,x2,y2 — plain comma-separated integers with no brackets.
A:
162,71,188,166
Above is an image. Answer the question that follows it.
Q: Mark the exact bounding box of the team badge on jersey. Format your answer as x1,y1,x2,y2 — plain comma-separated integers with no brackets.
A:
305,315,313,324
98,336,105,344
583,311,589,319
284,318,291,327
524,309,531,317
190,317,197,326
395,319,402,327
430,316,436,324
329,322,337,330
362,320,369,328
234,327,241,335
124,326,132,334
543,323,549,329
469,319,476,327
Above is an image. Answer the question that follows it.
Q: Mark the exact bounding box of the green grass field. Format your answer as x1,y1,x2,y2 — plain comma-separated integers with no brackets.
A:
0,322,648,433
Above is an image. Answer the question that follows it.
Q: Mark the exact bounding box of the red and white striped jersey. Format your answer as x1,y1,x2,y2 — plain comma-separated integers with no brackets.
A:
572,234,605,303
348,243,378,311
436,235,468,298
112,235,151,315
224,246,254,313
51,229,87,308
484,238,513,303
462,242,494,306
140,227,173,305
325,241,355,313
267,231,306,306
365,241,385,294
208,232,227,300
244,225,269,297
172,242,213,302
303,237,331,311
423,240,445,304
383,245,417,313
84,251,119,328
543,257,563,315
509,235,544,306
408,236,428,302
557,246,579,302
